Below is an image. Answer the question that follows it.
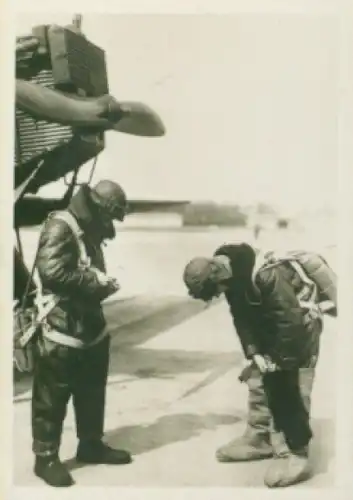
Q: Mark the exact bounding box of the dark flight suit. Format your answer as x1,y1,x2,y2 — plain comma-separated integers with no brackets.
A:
32,185,114,457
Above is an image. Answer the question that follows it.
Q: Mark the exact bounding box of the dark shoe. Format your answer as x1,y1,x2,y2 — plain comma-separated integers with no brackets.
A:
34,456,74,487
216,431,273,462
76,440,132,465
264,448,312,488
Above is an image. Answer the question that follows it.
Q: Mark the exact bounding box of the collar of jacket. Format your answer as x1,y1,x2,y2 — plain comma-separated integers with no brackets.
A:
67,184,98,236
251,249,268,285
212,255,233,282
248,249,275,303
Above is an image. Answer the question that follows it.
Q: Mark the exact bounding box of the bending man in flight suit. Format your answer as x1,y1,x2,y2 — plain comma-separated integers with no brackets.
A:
183,243,321,488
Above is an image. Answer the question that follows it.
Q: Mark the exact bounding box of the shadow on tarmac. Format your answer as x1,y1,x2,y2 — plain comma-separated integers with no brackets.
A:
107,348,241,379
62,414,334,480
63,412,242,471
13,292,336,484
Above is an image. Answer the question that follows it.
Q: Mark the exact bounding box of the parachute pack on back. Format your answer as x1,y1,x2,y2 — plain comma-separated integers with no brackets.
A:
254,250,337,318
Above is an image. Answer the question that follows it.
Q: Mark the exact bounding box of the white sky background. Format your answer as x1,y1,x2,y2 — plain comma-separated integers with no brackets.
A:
16,12,339,214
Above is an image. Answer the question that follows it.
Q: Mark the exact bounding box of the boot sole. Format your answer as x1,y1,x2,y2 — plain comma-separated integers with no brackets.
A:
265,470,312,488
34,469,75,487
217,453,273,463
76,456,132,465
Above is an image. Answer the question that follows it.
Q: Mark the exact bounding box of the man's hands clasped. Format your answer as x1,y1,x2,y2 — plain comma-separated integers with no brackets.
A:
253,354,278,374
93,268,120,295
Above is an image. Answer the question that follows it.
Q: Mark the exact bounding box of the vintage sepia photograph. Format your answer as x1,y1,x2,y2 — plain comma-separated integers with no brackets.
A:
12,6,339,490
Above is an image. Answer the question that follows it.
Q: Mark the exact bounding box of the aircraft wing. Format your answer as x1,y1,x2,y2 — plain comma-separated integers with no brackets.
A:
15,196,190,228
127,200,190,214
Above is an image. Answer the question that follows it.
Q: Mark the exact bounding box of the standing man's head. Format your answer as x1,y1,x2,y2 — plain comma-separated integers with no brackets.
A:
89,180,128,240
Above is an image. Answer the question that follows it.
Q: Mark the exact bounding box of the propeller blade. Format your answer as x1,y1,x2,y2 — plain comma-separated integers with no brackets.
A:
16,80,166,137
111,101,166,137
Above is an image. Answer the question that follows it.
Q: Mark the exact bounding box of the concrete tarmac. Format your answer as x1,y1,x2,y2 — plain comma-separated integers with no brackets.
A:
13,227,337,487
13,295,336,488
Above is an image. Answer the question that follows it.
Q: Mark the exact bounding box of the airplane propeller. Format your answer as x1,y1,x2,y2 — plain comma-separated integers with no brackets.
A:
111,101,166,137
16,79,166,138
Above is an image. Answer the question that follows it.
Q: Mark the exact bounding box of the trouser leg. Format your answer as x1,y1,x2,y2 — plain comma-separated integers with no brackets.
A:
32,338,74,457
246,366,272,436
216,366,273,462
263,320,321,489
72,336,110,442
263,370,312,452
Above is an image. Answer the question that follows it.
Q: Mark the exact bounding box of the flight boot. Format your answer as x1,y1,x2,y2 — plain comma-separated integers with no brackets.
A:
34,455,74,487
76,439,132,465
216,366,273,462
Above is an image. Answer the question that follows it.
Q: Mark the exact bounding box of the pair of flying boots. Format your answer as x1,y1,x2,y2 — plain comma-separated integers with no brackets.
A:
34,440,132,487
216,367,315,488
34,368,314,488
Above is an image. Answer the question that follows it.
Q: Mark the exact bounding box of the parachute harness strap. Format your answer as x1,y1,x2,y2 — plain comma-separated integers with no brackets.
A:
251,251,321,320
21,239,41,311
286,258,319,311
48,211,91,269
34,210,90,329
87,155,99,185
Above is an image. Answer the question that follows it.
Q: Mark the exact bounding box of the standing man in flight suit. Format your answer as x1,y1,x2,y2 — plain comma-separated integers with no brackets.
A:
32,180,131,487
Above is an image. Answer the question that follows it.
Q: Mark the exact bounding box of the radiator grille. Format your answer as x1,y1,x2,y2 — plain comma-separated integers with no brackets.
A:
15,70,73,167
48,27,109,97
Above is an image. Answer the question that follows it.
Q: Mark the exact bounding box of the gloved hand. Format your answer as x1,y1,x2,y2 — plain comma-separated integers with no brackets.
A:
253,354,278,373
253,354,269,374
91,268,110,285
263,355,278,372
105,278,120,294
239,355,278,382
92,268,119,289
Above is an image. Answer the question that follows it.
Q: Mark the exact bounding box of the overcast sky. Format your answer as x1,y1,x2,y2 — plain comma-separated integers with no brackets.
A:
16,12,338,213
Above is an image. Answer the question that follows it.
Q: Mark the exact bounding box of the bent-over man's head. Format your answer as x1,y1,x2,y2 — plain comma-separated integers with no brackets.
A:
183,255,232,302
183,243,259,302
